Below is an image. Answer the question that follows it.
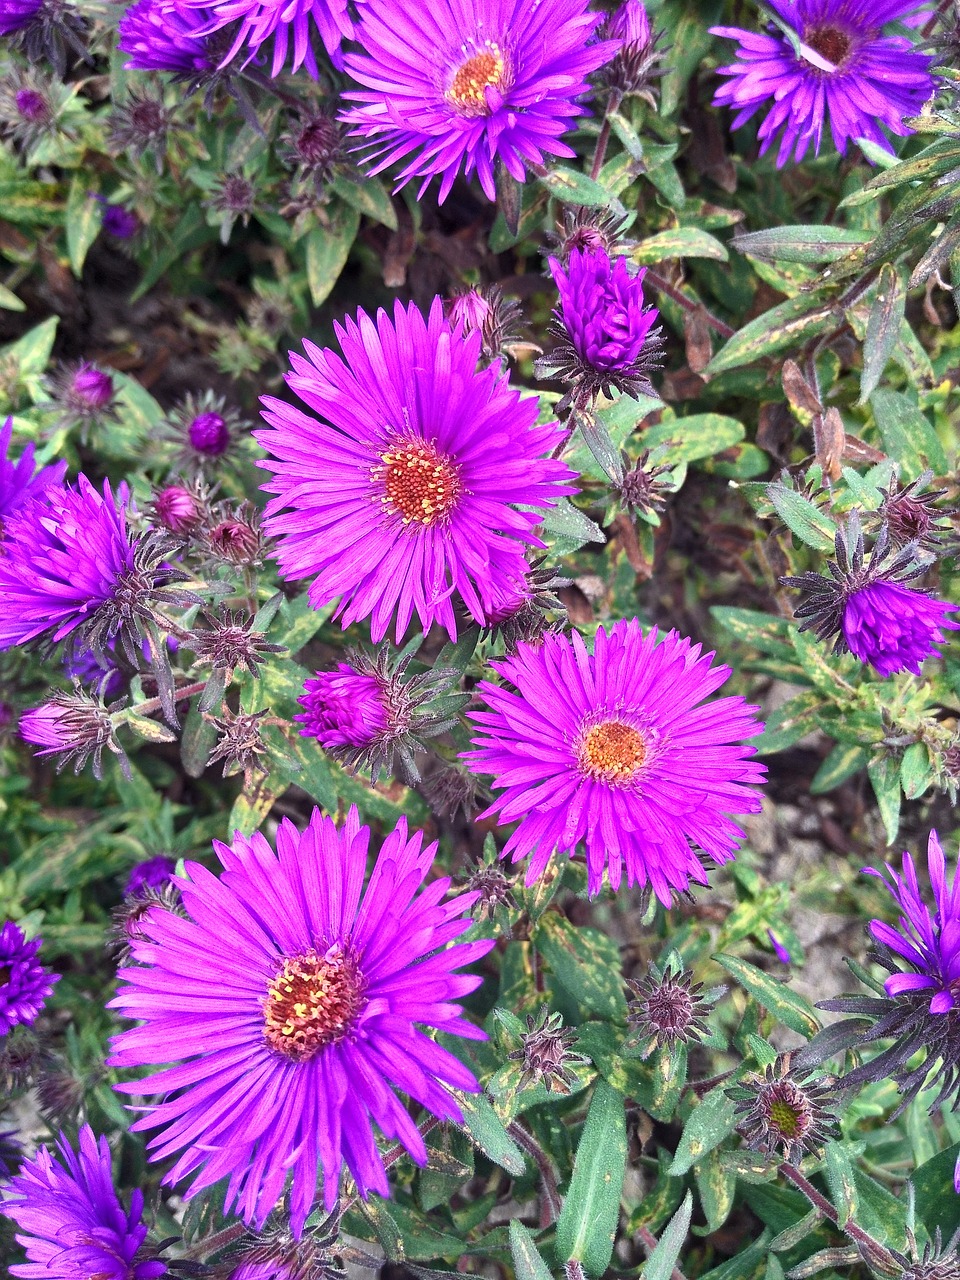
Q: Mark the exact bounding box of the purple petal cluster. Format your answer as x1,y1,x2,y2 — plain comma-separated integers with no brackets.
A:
296,664,389,750
109,807,493,1233
464,619,765,900
340,0,618,202
125,856,177,898
256,298,575,643
0,0,42,36
118,0,217,74
711,0,936,166
841,580,958,678
865,831,960,1014
0,920,58,1037
0,1124,167,1280
0,416,66,533
177,0,353,76
0,476,135,650
550,248,659,373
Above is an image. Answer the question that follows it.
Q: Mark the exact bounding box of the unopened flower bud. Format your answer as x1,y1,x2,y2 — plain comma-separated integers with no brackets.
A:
152,484,202,534
509,1006,589,1094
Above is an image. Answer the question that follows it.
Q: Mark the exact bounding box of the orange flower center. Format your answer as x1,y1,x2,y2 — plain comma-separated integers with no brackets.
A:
379,439,462,526
447,45,507,116
805,24,852,69
577,721,647,784
262,947,364,1062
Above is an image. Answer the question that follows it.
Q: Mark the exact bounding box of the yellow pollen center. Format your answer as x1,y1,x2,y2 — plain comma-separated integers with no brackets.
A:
262,948,364,1062
448,46,506,116
577,721,646,784
768,1097,805,1139
379,439,462,526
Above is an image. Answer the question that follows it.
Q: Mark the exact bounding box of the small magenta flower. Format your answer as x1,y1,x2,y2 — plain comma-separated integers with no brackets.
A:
256,298,575,643
0,0,42,36
177,0,354,76
464,619,765,899
19,692,120,778
125,856,177,898
865,831,960,1014
768,929,791,965
711,0,936,167
109,807,493,1233
0,1124,168,1280
538,248,662,402
297,663,389,750
0,416,66,535
67,363,115,412
158,392,246,476
0,921,58,1037
341,0,618,202
152,484,202,534
188,410,230,455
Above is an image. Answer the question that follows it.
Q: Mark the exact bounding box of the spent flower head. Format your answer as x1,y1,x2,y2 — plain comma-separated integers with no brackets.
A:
108,91,172,169
508,1006,589,1095
280,110,349,190
157,390,247,476
191,608,285,679
627,959,716,1057
731,1059,838,1164
876,469,956,554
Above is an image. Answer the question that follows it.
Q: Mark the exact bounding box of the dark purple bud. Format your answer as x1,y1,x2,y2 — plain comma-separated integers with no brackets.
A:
124,854,176,898
188,411,230,456
101,202,140,239
768,929,791,965
14,87,48,122
70,363,114,411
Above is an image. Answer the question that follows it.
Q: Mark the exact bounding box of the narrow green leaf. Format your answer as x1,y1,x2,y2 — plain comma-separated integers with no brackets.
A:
331,175,398,231
695,1152,736,1233
66,173,102,277
509,1221,555,1280
534,913,627,1020
2,315,58,377
859,265,906,404
305,204,360,307
556,1081,627,1276
731,225,870,265
704,297,834,378
911,1141,960,1244
715,954,821,1037
900,742,933,801
644,1192,693,1280
632,227,728,264
668,1089,738,1177
541,498,605,549
642,413,745,463
810,743,869,795
768,484,837,553
538,166,621,210
0,283,25,311
824,1140,858,1229
870,390,948,479
868,756,901,845
455,1092,526,1176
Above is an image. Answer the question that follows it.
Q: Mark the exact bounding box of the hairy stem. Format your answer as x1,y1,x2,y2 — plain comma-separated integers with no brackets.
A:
508,1121,562,1224
644,269,735,339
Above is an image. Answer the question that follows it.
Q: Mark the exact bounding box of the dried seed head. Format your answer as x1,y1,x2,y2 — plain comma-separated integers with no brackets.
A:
207,706,270,780
509,1006,589,1094
420,760,480,819
191,608,285,678
464,864,517,920
616,449,674,519
627,962,713,1056
731,1059,837,1164
108,91,170,164
877,470,956,554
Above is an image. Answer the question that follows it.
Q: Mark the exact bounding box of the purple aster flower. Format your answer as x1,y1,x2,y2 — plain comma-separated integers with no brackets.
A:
711,0,936,167
0,921,58,1037
109,806,493,1234
125,856,177,898
297,663,389,750
842,580,958,677
177,0,354,77
340,0,619,203
0,416,66,535
100,202,140,240
118,0,218,75
19,691,123,778
864,831,960,1014
255,298,575,643
0,476,135,651
539,247,662,402
0,0,42,36
0,1124,167,1280
464,619,765,900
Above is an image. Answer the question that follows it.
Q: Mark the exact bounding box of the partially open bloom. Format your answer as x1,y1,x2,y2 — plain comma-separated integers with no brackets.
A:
0,416,65,536
731,1060,837,1164
600,0,662,99
125,856,177,899
109,807,492,1233
0,921,58,1037
464,619,765,899
711,0,936,167
297,663,389,750
177,0,353,76
0,1124,167,1280
256,298,575,643
19,690,123,779
56,362,116,419
340,0,617,202
783,514,959,678
539,248,662,402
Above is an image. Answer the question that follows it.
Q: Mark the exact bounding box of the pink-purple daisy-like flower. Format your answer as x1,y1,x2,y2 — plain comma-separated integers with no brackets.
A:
711,0,936,167
841,580,958,678
0,416,66,535
109,806,493,1234
464,619,765,900
0,921,58,1037
540,247,661,401
296,663,389,750
0,1124,167,1280
118,0,218,75
177,0,353,76
865,830,960,1014
0,0,42,36
0,476,135,651
256,298,575,643
340,0,618,202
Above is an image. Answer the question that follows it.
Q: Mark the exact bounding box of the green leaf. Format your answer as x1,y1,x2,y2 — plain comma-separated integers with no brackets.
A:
824,1140,858,1228
3,315,58,377
509,1221,555,1280
899,741,933,801
642,413,745,464
810,743,869,794
228,777,287,836
868,755,901,844
555,1080,627,1276
668,1088,738,1177
534,913,627,1020
731,225,870,265
541,498,605,550
705,296,835,378
331,175,398,231
305,204,361,307
911,1141,960,1244
768,484,837,553
644,1192,693,1280
538,166,622,210
859,264,906,405
695,1151,736,1233
632,228,728,264
455,1092,526,1176
0,283,25,311
870,389,948,479
66,173,102,277
715,954,820,1037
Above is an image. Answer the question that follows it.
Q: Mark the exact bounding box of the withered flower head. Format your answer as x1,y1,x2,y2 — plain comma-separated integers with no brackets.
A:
877,470,956,554
420,760,481,820
730,1058,837,1164
206,705,270,780
191,608,285,679
627,960,714,1057
616,448,674,520
208,171,257,243
508,1006,589,1095
463,863,517,921
107,90,171,167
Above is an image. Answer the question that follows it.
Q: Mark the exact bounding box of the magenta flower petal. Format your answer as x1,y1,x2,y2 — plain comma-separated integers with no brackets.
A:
109,807,493,1234
0,920,58,1036
0,416,66,531
464,619,765,900
255,298,576,643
